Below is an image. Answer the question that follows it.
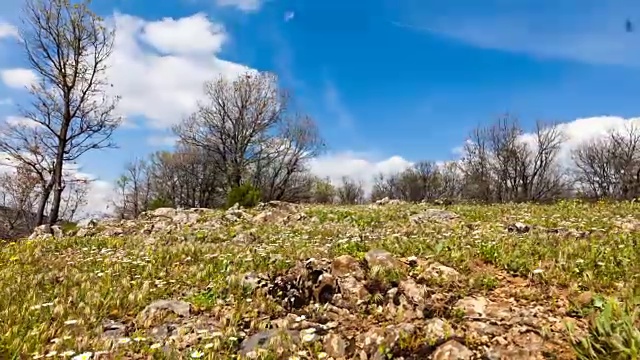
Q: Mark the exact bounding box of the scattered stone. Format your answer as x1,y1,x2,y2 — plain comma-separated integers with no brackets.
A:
337,275,369,304
139,299,192,321
365,249,403,269
323,333,349,358
432,340,473,360
424,318,452,344
332,255,365,279
374,197,405,206
507,222,531,233
423,262,460,280
239,329,299,356
410,209,459,224
100,319,127,339
454,296,488,318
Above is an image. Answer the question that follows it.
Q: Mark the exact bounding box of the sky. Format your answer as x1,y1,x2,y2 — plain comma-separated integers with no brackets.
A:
1,0,640,214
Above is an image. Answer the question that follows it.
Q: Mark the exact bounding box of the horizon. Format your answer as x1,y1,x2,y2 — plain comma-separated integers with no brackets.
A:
1,0,640,215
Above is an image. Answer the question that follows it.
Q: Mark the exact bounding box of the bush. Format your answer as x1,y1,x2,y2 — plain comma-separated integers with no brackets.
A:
148,197,172,211
226,183,261,208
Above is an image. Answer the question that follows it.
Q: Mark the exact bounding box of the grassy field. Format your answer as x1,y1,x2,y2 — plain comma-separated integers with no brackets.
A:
2,200,640,359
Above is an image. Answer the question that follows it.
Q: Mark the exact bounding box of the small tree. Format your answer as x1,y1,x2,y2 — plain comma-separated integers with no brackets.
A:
10,0,121,226
336,176,364,205
226,183,261,208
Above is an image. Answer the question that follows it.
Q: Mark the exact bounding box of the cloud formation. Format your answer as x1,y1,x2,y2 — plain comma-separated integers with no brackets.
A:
397,1,640,66
0,22,18,39
309,151,413,193
0,68,37,89
216,0,263,12
0,13,253,128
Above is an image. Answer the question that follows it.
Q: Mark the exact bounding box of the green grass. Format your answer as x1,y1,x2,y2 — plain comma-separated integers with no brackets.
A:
2,200,640,358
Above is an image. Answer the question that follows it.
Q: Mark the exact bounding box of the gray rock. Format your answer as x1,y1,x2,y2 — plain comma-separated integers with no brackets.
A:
432,340,473,360
100,319,127,339
454,296,488,318
365,249,401,269
331,255,365,279
139,299,192,320
239,329,299,355
323,333,348,358
424,318,451,344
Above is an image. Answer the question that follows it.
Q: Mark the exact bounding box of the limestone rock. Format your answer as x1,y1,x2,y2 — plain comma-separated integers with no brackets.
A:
432,340,473,360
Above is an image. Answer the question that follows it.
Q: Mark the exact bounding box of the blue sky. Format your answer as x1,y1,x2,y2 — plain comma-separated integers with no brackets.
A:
1,0,640,210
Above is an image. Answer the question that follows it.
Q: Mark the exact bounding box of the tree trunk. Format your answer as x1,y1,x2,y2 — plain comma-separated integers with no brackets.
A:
48,163,64,225
48,139,67,225
35,181,53,226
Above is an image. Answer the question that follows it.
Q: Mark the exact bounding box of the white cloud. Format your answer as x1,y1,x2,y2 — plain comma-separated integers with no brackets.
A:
284,11,295,22
147,134,178,146
0,68,37,89
0,97,12,105
4,115,40,128
216,0,263,12
0,22,18,39
139,13,227,55
309,151,412,193
0,13,254,129
107,12,253,129
324,81,354,129
75,173,115,218
397,2,640,66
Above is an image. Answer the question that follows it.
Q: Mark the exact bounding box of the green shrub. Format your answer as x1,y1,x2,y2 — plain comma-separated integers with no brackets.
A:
226,183,261,208
570,297,640,359
148,197,172,211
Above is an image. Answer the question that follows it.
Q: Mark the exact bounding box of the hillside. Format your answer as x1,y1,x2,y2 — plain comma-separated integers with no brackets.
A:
2,200,640,359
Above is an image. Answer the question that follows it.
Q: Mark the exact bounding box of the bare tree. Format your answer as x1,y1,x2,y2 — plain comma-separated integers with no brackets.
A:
252,115,324,202
0,165,40,239
336,176,364,204
459,116,566,202
572,124,640,200
56,177,89,221
174,72,288,190
14,0,121,226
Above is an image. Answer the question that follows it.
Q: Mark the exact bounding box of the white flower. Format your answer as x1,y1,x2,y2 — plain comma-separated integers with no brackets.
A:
532,268,544,274
317,352,328,359
133,337,146,342
227,336,238,342
294,315,306,322
61,350,75,357
117,337,131,344
150,343,162,349
190,351,204,358
64,320,79,325
407,256,418,262
204,343,214,349
71,353,92,360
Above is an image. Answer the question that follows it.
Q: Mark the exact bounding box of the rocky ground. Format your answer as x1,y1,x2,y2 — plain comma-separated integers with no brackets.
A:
2,200,640,359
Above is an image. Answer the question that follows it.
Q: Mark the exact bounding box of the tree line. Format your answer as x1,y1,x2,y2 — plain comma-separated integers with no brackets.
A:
115,101,640,219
